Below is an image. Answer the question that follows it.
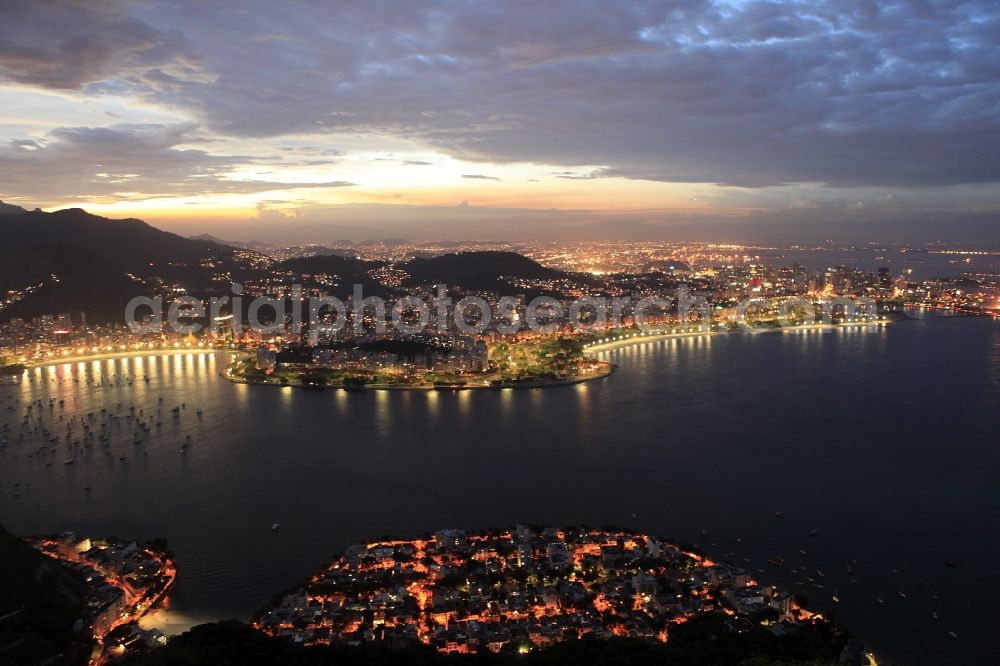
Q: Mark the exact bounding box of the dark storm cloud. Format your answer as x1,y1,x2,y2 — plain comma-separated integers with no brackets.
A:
0,0,198,90
0,123,354,200
1,1,999,190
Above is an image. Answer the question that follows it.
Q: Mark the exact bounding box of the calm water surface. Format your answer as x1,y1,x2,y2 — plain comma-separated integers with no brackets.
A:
1,313,998,665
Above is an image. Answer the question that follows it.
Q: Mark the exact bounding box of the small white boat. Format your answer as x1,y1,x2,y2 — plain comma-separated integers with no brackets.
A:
271,523,281,531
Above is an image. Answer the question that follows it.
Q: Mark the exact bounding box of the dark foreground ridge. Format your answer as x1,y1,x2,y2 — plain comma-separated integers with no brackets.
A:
0,523,91,665
123,617,849,666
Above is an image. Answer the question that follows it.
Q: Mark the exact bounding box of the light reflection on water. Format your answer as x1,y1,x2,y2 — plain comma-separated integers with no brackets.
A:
1,323,999,665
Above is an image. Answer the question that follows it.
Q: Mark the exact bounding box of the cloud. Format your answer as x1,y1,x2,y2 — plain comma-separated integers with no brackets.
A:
788,195,846,210
0,0,200,90
255,200,299,222
111,0,997,189
850,193,909,212
1,0,999,201
462,174,501,181
0,122,354,201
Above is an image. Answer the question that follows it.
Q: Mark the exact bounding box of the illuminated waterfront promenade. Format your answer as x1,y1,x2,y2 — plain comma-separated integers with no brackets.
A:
22,346,220,369
584,319,892,353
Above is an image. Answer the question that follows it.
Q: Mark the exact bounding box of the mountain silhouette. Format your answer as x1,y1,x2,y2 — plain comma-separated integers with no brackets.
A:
0,207,234,322
400,251,578,293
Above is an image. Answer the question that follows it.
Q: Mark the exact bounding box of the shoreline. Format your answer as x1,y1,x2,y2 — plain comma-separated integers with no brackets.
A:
20,348,220,369
7,319,892,379
584,319,894,353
